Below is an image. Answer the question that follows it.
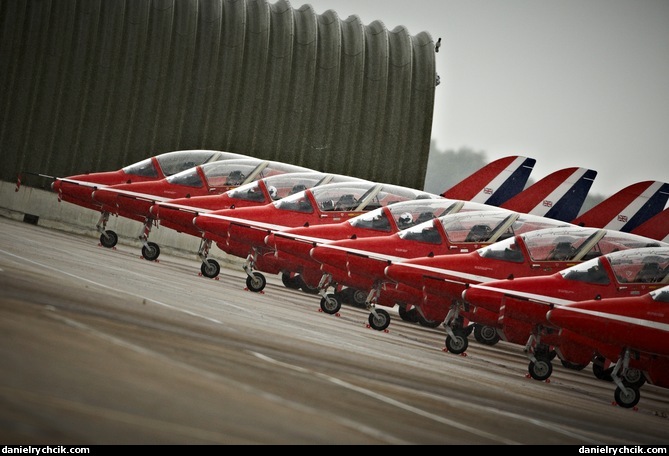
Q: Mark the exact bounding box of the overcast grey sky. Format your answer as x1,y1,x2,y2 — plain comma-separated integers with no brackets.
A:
304,0,669,199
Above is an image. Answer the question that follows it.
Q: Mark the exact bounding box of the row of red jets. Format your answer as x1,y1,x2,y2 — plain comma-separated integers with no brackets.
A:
15,149,669,409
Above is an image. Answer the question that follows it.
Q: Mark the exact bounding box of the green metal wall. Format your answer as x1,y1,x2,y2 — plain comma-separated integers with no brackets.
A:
0,0,436,190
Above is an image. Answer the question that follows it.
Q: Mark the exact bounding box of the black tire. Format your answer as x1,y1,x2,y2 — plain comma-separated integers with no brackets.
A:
246,272,266,292
298,276,320,295
200,259,220,278
347,288,368,308
340,287,367,309
141,242,160,261
528,358,553,381
614,385,640,409
281,272,301,289
417,313,442,328
320,293,341,315
592,356,614,381
622,368,646,389
99,230,118,248
368,309,391,331
398,306,419,323
560,359,589,371
445,331,468,354
473,324,500,345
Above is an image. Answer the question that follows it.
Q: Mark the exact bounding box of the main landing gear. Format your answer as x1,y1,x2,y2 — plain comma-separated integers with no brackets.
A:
138,217,160,261
197,238,221,279
314,276,392,331
443,304,473,355
362,285,391,331
317,274,341,314
444,324,473,355
97,211,118,248
523,332,556,381
243,250,266,292
610,350,644,409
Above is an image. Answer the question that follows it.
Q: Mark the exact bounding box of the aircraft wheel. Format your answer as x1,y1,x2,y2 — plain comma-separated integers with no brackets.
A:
297,276,319,295
592,356,614,381
623,368,646,389
200,259,220,278
281,272,301,289
368,309,391,331
348,288,368,308
320,293,341,315
445,331,468,354
99,230,118,248
142,242,160,261
560,359,588,371
614,384,640,409
246,272,266,292
473,324,500,345
417,313,441,328
528,358,553,381
398,306,419,323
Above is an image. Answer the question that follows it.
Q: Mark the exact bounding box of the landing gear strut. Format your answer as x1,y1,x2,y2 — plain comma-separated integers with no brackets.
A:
97,211,118,248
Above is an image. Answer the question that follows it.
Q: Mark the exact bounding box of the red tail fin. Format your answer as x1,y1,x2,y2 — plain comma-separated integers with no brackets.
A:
571,180,669,232
629,207,669,242
501,167,597,221
442,156,535,205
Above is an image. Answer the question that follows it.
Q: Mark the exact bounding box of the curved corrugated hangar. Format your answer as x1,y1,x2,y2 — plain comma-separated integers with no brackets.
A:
0,0,437,190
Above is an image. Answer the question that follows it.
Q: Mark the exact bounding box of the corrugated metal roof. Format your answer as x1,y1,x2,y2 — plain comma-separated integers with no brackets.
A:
0,0,436,190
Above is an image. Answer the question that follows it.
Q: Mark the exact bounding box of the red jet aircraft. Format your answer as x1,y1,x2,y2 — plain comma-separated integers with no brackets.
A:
546,284,669,408
266,202,511,303
23,149,250,208
89,158,313,260
267,173,663,332
382,227,667,354
17,149,251,244
147,171,369,277
188,155,542,293
264,165,599,327
302,210,574,331
191,181,441,292
461,247,669,384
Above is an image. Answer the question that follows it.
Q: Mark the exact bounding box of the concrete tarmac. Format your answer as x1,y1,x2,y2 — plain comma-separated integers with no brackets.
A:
0,216,668,444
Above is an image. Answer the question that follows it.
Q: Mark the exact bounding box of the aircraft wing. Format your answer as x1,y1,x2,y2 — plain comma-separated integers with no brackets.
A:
92,187,174,205
304,240,408,264
463,283,575,308
384,260,495,287
548,305,669,333
149,200,214,217
194,212,293,235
